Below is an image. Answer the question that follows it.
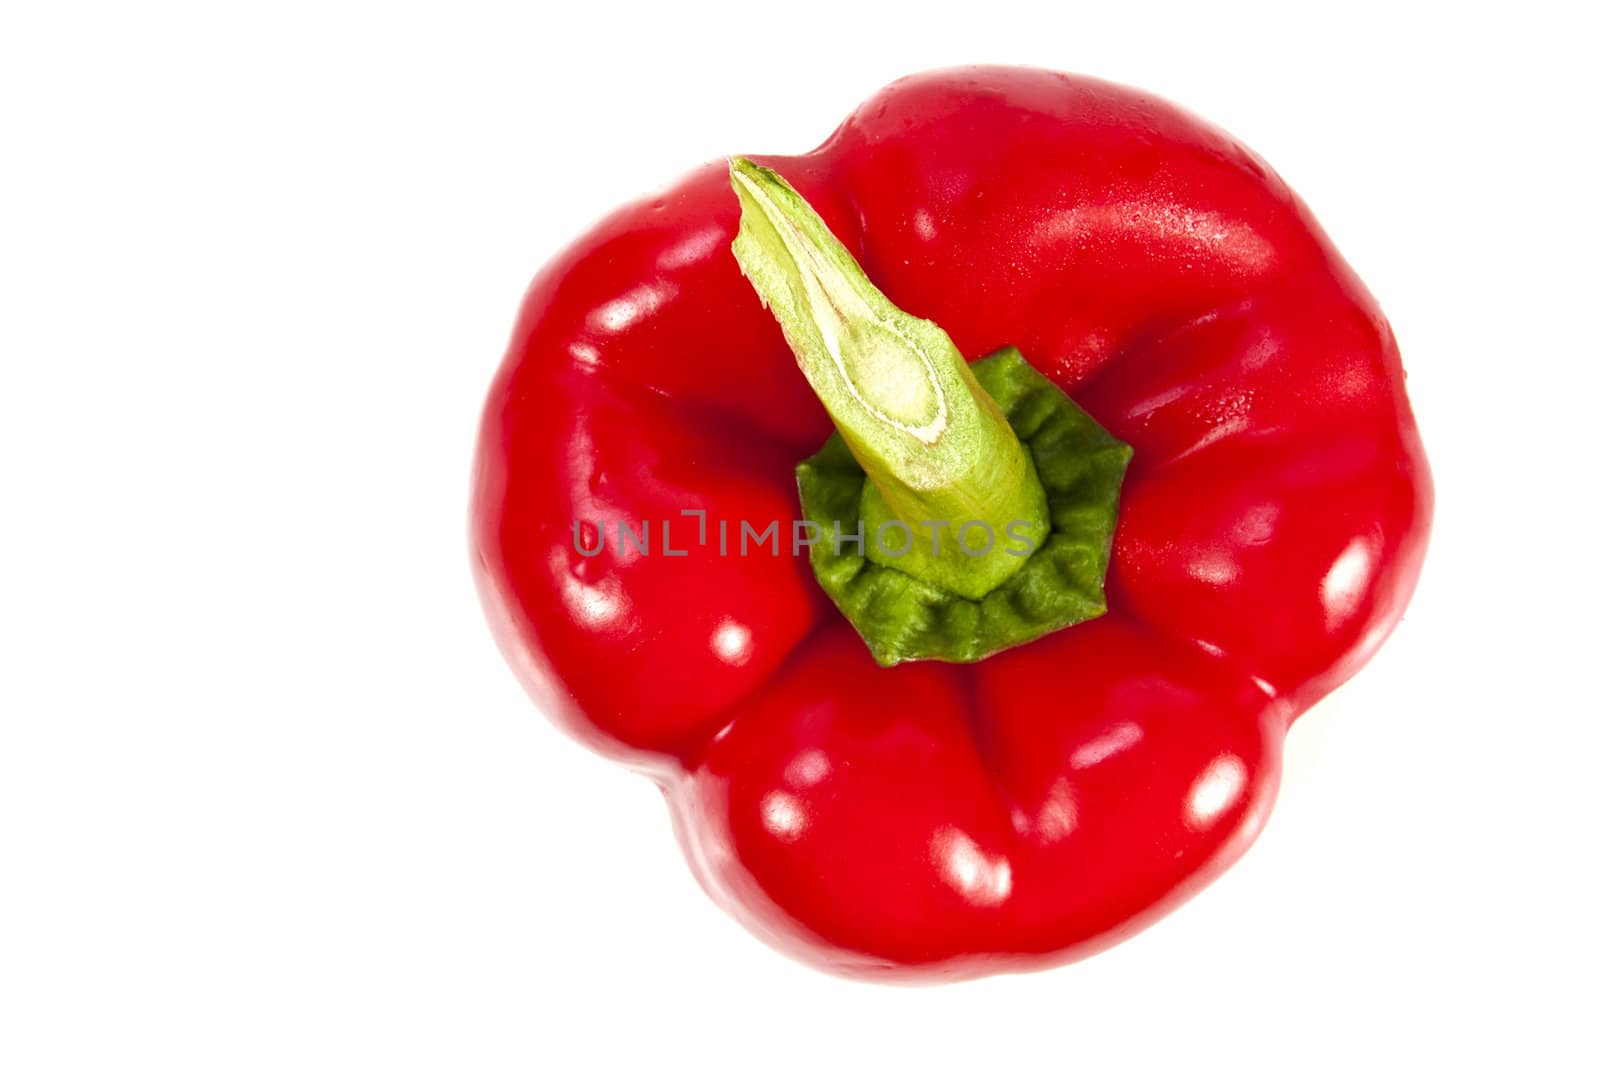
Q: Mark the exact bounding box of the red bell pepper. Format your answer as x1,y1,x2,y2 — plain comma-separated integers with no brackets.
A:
471,67,1432,980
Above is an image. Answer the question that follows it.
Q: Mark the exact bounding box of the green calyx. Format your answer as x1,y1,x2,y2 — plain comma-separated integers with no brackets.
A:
729,158,1132,665
799,348,1131,664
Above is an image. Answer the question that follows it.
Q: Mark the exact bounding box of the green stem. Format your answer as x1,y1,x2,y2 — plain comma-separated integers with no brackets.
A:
729,158,1047,600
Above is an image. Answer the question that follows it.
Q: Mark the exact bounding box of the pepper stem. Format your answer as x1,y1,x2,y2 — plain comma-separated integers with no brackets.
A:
729,158,1047,600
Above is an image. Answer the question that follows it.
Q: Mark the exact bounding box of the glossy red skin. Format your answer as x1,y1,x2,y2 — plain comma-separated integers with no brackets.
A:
471,68,1432,980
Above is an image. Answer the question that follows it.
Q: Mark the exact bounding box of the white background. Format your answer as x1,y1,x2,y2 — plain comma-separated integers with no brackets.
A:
3,1,1595,1063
